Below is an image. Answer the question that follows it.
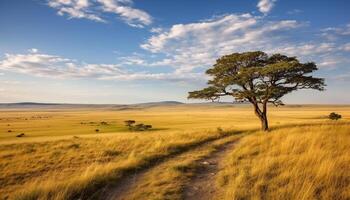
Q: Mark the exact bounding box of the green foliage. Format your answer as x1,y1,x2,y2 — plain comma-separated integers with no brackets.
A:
329,112,342,120
188,51,326,130
188,51,325,105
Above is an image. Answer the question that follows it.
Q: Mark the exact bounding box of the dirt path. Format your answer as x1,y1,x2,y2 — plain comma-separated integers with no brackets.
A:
98,135,240,200
182,141,238,200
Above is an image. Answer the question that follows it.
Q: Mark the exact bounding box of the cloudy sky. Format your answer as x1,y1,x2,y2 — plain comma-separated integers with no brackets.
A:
0,0,349,104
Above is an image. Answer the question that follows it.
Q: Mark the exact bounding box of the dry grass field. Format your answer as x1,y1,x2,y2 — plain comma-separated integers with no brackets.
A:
0,104,349,200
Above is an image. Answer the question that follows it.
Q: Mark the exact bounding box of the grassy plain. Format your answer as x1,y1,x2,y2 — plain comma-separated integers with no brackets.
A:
218,123,350,200
0,104,349,199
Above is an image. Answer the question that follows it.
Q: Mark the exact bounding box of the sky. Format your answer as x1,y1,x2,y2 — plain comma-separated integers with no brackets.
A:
0,0,349,104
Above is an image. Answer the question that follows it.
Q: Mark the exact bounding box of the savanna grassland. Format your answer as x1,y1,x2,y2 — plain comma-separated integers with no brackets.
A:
0,104,349,200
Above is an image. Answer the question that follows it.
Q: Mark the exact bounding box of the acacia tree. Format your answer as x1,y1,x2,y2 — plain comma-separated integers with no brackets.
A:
188,51,325,131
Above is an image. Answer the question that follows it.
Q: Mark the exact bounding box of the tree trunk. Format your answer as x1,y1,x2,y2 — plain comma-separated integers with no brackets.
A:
260,113,269,131
253,102,269,131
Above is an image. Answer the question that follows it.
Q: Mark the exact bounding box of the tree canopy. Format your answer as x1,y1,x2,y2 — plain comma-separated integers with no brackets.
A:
188,51,325,130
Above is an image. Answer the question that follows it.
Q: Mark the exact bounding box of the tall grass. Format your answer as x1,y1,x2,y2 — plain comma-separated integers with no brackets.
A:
1,105,349,199
218,122,350,200
3,130,237,200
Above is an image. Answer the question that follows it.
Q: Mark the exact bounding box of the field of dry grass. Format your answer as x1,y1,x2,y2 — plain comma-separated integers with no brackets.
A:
0,104,349,200
218,123,350,200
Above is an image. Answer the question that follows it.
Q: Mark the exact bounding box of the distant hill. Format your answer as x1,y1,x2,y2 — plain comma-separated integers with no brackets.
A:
0,101,184,110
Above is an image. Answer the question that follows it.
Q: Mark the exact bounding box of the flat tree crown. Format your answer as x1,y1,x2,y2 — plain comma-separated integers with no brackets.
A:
188,51,325,105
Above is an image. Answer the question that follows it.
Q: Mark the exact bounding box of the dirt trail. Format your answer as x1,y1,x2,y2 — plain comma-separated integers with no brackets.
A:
182,141,237,200
98,135,240,200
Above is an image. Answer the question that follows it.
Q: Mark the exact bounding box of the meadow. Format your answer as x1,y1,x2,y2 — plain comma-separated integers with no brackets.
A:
0,104,349,200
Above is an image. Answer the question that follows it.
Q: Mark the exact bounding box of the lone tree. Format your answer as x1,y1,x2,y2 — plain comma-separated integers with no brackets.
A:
329,112,342,120
188,51,325,131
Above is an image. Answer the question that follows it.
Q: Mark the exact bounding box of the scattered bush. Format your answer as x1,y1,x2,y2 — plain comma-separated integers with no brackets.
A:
95,129,100,132
100,121,108,125
8,130,12,133
124,120,152,131
144,125,152,129
124,120,136,130
16,133,25,137
329,112,342,120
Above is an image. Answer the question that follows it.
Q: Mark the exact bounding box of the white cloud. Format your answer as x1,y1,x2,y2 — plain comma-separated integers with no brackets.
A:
0,51,123,78
48,0,106,22
257,0,277,14
141,14,303,72
0,49,203,82
97,0,152,28
321,23,350,41
28,48,39,53
150,27,163,33
47,0,152,27
140,14,350,72
271,43,336,56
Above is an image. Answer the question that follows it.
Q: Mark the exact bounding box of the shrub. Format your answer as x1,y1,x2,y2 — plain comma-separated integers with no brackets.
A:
95,129,100,132
329,112,342,120
16,133,25,137
124,120,152,131
124,120,136,130
134,123,145,131
144,125,152,129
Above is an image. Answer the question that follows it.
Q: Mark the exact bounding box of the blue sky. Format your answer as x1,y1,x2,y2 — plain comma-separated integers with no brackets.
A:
0,0,349,104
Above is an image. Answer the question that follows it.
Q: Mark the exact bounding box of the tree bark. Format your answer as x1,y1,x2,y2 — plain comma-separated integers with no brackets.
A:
253,102,269,131
260,113,269,131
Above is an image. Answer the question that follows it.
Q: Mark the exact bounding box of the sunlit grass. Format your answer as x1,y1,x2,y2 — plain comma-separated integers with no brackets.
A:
0,104,349,199
218,122,350,200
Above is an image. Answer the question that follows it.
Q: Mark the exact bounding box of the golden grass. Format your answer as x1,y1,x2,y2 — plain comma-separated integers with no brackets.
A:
218,122,350,200
2,129,238,200
0,104,349,199
116,134,243,200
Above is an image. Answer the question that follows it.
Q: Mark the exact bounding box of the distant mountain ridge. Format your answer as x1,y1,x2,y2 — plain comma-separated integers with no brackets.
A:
0,101,254,110
0,101,184,109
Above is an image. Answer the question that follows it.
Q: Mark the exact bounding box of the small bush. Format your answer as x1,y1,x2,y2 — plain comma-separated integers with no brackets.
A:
134,123,145,131
124,120,136,130
95,129,100,132
144,125,152,129
100,121,108,125
329,112,342,120
8,130,12,133
16,133,25,137
124,120,152,131
134,123,153,131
